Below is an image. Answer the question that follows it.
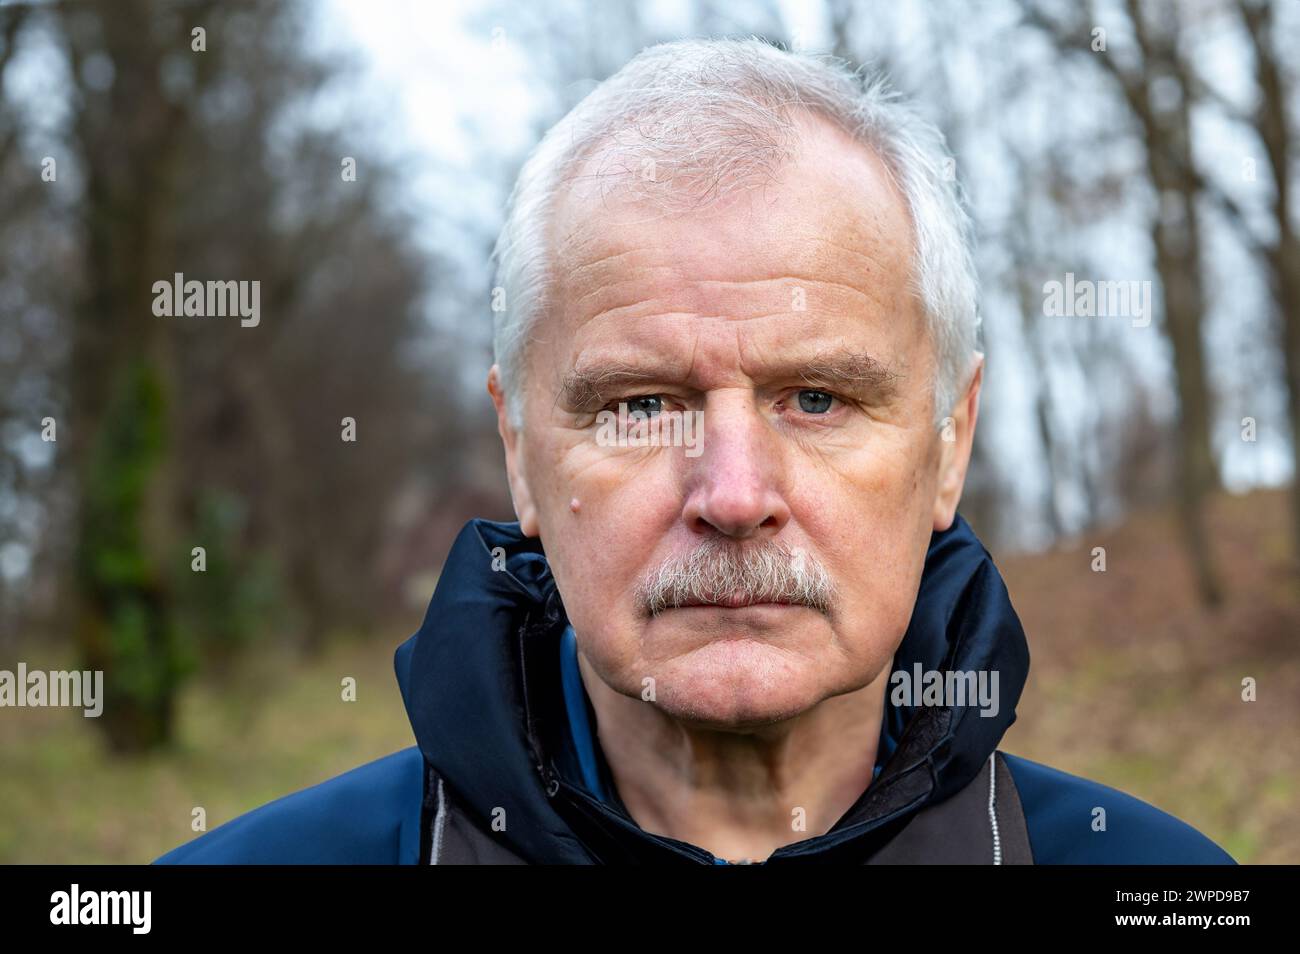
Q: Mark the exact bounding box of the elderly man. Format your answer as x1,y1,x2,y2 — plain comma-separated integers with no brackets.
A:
156,37,1233,865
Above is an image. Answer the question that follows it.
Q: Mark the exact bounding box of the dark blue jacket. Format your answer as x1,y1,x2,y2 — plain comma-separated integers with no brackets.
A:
154,515,1235,864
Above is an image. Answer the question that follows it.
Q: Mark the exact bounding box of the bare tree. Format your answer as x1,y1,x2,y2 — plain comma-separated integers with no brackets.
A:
1023,0,1225,604
0,0,445,749
1234,0,1300,565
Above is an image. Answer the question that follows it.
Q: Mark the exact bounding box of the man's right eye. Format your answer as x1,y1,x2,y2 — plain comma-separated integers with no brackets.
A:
619,395,663,417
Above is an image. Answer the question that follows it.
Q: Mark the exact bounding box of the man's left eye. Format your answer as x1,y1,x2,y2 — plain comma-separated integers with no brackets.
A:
796,389,835,414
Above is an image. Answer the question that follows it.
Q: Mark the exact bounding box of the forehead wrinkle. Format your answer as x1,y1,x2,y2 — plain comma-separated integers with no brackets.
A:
557,192,902,288
563,227,891,297
565,248,647,282
691,275,888,318
568,275,889,336
566,255,679,309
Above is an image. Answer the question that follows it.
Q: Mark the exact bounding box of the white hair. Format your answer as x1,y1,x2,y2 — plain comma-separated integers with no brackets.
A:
490,36,980,431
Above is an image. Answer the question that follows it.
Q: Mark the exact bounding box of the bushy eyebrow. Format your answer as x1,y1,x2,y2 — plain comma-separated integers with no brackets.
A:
557,347,902,413
559,362,666,413
795,348,902,400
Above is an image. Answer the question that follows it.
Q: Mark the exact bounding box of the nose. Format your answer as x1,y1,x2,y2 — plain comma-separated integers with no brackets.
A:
680,389,791,540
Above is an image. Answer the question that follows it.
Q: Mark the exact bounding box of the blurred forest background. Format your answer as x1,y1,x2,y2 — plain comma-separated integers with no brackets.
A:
0,0,1296,862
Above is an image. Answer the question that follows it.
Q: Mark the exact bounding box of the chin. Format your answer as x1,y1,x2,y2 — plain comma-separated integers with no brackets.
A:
648,639,828,729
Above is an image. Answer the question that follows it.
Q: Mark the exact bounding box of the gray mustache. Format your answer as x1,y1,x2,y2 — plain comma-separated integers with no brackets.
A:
635,537,837,617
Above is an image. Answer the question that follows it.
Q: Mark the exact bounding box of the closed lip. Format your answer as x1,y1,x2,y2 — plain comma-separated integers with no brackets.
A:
678,594,796,609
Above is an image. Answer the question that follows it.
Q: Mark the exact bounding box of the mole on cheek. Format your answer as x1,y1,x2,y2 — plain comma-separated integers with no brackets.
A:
569,497,581,514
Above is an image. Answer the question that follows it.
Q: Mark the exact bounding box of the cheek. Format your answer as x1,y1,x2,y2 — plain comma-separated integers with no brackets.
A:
795,432,937,648
805,427,935,536
531,442,680,667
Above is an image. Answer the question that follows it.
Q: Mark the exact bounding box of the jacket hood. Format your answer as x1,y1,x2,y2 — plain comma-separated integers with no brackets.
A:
394,513,1030,864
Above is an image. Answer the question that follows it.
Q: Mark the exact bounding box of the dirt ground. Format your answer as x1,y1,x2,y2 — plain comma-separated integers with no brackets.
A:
995,488,1300,863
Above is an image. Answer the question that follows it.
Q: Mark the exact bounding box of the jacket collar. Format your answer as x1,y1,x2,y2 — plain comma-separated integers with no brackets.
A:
395,514,1030,863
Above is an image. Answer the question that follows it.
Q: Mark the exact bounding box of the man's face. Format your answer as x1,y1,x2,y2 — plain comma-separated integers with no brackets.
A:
490,114,979,727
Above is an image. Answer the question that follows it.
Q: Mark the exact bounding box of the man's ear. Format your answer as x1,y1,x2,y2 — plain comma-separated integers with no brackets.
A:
487,365,540,537
932,355,984,532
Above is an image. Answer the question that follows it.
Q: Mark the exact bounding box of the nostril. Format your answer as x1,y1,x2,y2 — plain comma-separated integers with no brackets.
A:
687,507,785,540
